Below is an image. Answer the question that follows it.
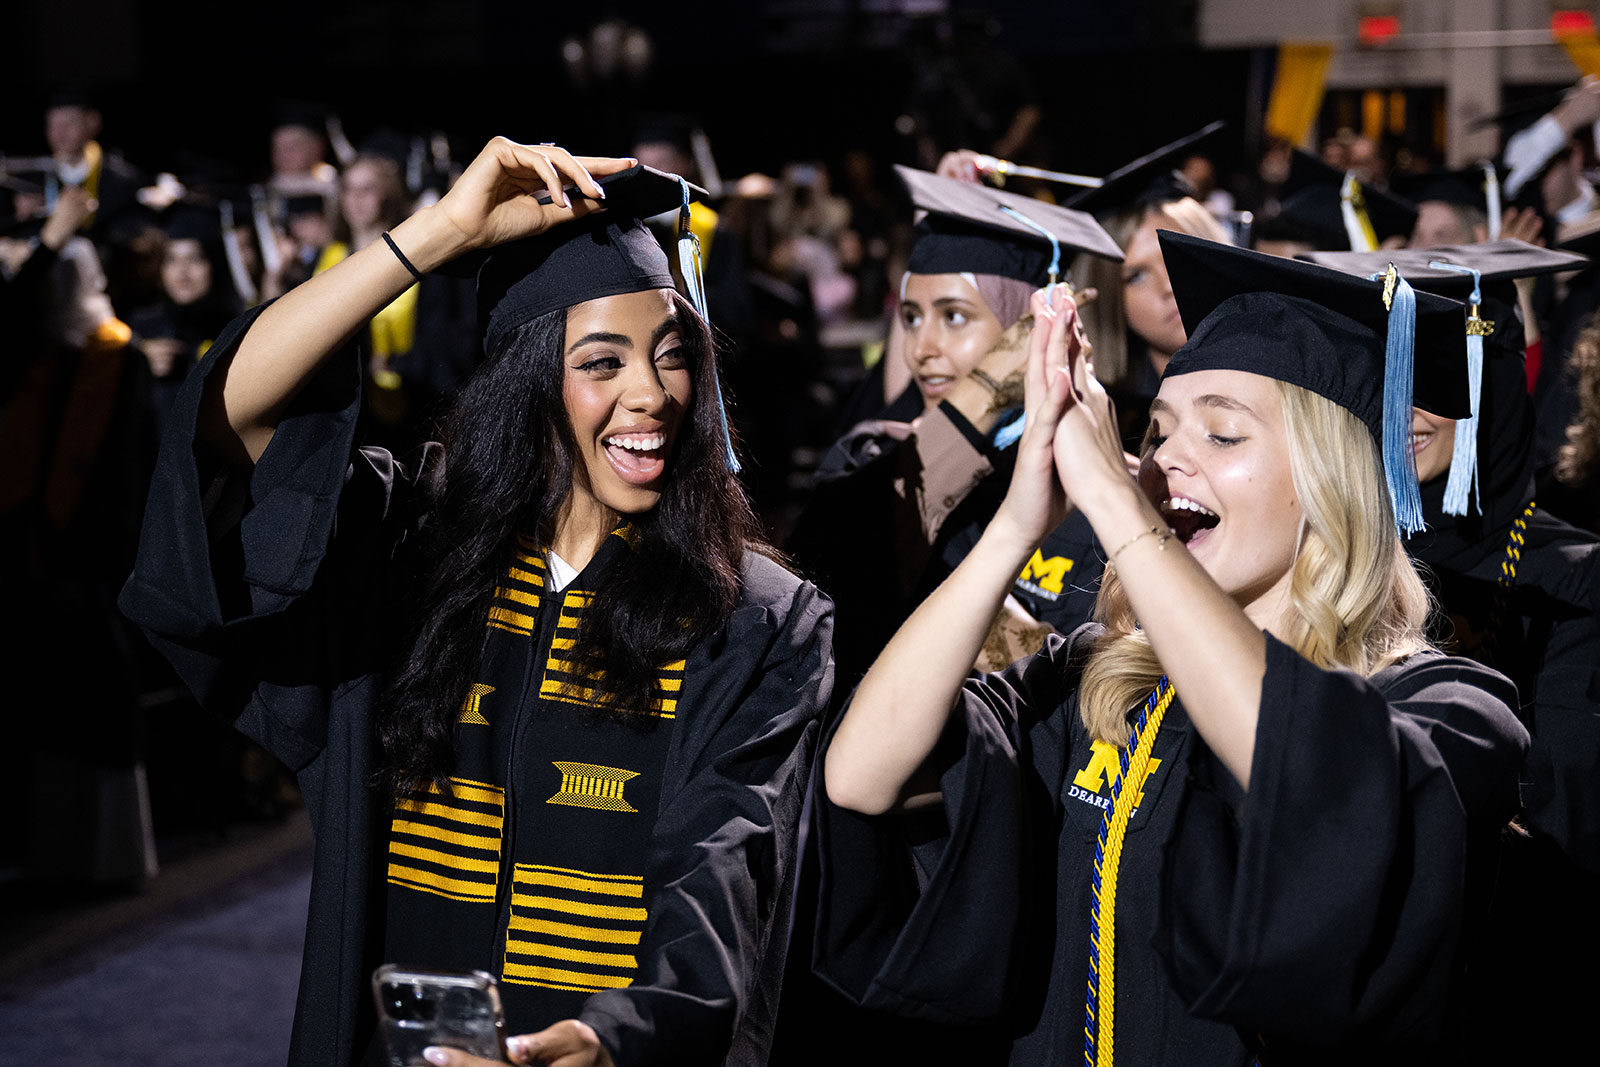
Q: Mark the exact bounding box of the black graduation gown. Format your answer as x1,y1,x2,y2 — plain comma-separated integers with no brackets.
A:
810,628,1527,1066
786,402,1104,690
117,307,834,1067
1407,301,1600,1061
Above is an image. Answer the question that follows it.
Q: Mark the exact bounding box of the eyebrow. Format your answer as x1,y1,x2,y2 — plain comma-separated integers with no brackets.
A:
1148,394,1261,419
650,317,682,349
567,331,632,356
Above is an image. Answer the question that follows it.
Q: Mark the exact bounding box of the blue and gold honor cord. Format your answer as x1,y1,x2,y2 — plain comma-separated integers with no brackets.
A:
1084,675,1175,1067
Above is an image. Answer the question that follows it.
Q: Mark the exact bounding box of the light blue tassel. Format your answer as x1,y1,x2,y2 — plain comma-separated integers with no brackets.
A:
1370,266,1424,535
993,411,1026,450
1428,261,1485,517
675,177,741,474
997,204,1061,285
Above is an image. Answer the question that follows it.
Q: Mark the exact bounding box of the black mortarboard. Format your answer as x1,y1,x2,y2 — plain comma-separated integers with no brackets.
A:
1299,239,1586,516
1556,211,1600,257
1063,121,1226,217
1160,231,1469,533
472,163,739,471
897,165,1123,286
475,164,701,349
282,193,331,217
1275,149,1419,250
271,99,327,133
631,114,696,156
46,87,97,112
1390,168,1491,212
1297,239,1586,298
163,206,224,247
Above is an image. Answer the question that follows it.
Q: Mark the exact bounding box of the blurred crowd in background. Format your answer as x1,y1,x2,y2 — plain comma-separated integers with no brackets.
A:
8,5,1600,906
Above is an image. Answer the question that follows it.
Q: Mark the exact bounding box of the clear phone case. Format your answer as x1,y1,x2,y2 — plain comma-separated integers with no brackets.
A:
372,964,507,1066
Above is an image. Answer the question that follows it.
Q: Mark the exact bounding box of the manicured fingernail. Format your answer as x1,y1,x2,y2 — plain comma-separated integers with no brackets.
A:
423,1048,450,1065
508,1036,529,1055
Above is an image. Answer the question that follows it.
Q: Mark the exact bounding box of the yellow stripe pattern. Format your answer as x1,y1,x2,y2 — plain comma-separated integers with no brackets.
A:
539,591,685,717
457,683,494,725
503,863,648,992
547,761,640,813
387,777,505,903
488,537,545,635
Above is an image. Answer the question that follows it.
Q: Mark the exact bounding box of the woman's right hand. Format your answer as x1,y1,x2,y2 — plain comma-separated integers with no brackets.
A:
432,139,638,256
992,284,1080,548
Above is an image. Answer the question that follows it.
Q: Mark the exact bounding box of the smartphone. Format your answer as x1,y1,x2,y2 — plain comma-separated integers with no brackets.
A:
372,964,507,1066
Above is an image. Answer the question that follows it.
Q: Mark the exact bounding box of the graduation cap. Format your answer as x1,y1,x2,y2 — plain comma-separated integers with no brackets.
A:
1391,168,1487,211
271,99,327,133
1556,210,1600,257
1297,239,1585,516
1160,231,1470,534
896,165,1123,287
1063,120,1227,217
1297,240,1585,297
0,160,52,200
1274,149,1419,251
46,86,98,112
473,163,738,470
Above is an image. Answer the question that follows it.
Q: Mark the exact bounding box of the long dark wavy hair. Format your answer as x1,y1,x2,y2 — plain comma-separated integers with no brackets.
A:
378,290,763,791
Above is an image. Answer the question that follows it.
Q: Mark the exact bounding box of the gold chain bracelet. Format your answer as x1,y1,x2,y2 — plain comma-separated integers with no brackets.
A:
1109,524,1173,563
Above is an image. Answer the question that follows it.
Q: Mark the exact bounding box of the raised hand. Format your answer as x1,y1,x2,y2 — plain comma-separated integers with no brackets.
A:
433,139,637,255
1500,205,1544,246
1048,293,1132,520
992,283,1079,548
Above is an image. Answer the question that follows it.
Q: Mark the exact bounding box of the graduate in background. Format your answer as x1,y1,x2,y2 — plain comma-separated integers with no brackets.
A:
1305,239,1600,1063
813,235,1526,1065
127,208,242,430
1065,125,1235,451
119,140,831,1067
787,166,1123,687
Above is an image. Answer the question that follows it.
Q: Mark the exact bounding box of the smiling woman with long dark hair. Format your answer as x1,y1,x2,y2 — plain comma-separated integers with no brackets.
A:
119,140,832,1067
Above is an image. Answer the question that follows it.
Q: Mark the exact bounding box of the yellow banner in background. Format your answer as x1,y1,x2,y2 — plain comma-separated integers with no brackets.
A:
1265,43,1334,145
1556,29,1600,78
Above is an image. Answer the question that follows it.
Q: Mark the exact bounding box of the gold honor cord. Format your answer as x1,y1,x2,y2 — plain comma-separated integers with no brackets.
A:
1485,501,1536,666
1083,677,1175,1067
1499,501,1534,589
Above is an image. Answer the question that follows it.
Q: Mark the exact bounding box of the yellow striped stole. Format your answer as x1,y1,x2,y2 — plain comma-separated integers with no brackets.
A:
540,591,686,717
547,762,640,813
386,777,505,903
487,536,546,636
502,863,648,992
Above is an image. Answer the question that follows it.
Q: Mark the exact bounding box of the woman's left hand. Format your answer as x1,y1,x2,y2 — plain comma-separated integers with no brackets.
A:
423,1019,614,1067
1040,295,1133,518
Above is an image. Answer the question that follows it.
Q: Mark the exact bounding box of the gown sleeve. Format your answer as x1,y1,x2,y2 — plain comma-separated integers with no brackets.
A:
1156,634,1528,1046
809,628,1090,1026
116,304,429,772
784,403,995,687
579,561,835,1067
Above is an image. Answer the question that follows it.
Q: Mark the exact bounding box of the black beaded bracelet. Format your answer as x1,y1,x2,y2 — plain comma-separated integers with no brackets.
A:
382,231,424,282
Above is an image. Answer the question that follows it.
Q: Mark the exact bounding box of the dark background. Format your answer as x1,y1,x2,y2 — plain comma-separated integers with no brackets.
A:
5,0,1257,186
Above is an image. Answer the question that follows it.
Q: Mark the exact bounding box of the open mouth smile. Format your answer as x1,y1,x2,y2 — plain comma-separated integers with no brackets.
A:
1160,494,1220,546
603,430,669,485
